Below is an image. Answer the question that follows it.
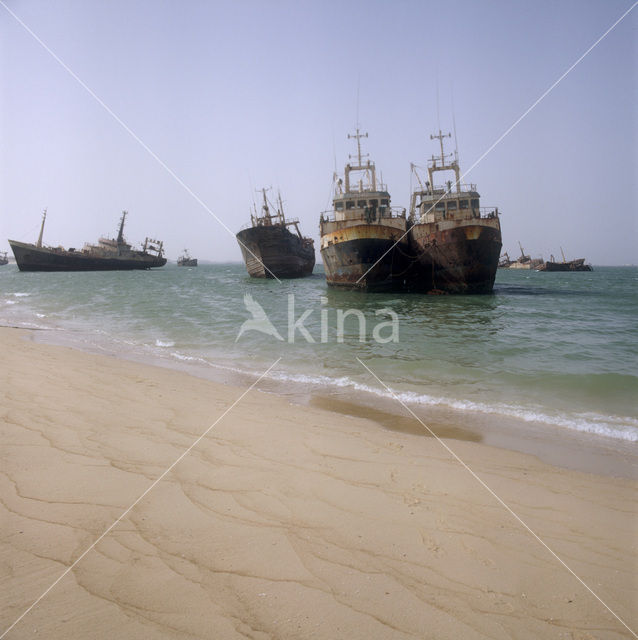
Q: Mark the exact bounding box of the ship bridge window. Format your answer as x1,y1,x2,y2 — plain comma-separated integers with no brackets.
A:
471,199,479,208
459,200,469,209
335,201,344,210
346,201,355,210
435,202,446,210
447,201,457,211
369,199,378,207
381,199,389,206
357,200,366,207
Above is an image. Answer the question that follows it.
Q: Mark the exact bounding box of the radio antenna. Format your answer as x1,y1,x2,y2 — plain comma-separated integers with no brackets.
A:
452,87,459,163
356,77,361,129
435,68,441,132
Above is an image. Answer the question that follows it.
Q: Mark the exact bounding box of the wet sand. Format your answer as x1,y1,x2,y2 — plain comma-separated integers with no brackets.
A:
1,327,636,639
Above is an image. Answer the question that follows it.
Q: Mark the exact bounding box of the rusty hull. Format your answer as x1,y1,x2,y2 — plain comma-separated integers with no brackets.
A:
408,218,502,294
236,225,315,279
320,223,410,291
8,240,167,271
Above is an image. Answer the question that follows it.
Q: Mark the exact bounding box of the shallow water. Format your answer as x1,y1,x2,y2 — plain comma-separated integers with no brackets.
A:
1,263,636,446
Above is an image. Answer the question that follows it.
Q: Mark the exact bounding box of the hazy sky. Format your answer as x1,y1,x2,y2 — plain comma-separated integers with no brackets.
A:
1,0,636,264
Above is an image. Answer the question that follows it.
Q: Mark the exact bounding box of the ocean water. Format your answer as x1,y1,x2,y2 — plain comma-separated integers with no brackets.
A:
1,263,637,450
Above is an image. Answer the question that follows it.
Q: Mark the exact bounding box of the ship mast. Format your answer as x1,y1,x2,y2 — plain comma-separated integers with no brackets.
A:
344,128,376,192
259,188,273,226
117,211,128,244
428,130,461,194
277,190,286,224
36,208,47,248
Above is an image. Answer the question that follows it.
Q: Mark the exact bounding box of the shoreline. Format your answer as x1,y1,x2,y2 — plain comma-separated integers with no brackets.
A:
17,321,638,479
1,326,637,638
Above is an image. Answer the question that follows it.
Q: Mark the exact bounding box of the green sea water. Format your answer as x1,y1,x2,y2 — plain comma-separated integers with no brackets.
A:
1,263,637,444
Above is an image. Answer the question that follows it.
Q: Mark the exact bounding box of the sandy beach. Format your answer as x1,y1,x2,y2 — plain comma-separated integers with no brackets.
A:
0,326,636,639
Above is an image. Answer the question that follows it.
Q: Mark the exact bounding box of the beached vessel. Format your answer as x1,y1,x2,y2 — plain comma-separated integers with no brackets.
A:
177,249,197,267
536,248,592,271
407,131,502,293
498,252,512,268
504,242,543,270
320,129,409,291
0,251,8,266
236,189,314,279
9,210,166,272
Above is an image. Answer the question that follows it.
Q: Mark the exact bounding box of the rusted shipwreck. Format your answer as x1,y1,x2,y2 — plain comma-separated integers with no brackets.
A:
405,130,502,293
501,242,543,270
236,189,315,279
318,128,503,294
319,129,409,291
536,248,592,271
9,210,166,271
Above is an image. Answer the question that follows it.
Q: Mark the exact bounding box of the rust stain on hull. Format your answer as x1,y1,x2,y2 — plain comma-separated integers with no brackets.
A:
321,224,410,291
236,225,315,279
408,220,502,294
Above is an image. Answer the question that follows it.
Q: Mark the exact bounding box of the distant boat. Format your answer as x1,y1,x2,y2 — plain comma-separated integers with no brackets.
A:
9,210,166,272
0,251,8,266
503,242,543,270
236,188,315,279
536,248,592,272
498,251,512,268
177,249,197,267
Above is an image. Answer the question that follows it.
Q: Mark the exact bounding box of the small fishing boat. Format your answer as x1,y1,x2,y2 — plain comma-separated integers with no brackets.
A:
177,249,197,267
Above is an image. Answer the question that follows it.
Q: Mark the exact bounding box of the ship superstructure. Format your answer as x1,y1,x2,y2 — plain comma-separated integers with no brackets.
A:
407,130,502,293
320,129,409,291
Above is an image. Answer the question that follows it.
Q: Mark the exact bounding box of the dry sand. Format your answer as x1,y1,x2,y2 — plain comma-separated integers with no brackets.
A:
0,327,636,639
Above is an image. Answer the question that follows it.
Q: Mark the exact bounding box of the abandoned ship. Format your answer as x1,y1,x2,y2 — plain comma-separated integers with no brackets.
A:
319,129,409,291
236,189,315,279
407,130,502,293
536,248,592,271
9,210,166,271
177,249,198,267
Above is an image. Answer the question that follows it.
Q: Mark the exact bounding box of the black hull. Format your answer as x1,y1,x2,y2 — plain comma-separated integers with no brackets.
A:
236,226,315,279
537,261,592,272
9,241,166,272
408,223,502,294
321,237,411,292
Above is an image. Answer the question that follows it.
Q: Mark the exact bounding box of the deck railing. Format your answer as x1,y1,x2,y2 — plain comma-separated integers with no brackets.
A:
320,206,406,224
415,183,478,195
